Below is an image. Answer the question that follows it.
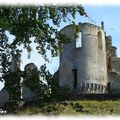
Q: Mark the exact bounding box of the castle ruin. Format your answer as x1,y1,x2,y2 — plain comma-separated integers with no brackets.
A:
58,22,120,94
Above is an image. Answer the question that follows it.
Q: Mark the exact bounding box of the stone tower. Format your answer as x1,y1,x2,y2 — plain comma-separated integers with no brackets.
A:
59,23,108,94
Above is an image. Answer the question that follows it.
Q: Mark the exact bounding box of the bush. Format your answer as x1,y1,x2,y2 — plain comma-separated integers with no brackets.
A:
71,102,84,112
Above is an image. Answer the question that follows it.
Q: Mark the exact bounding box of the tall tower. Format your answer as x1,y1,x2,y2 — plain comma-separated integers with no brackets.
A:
59,23,108,94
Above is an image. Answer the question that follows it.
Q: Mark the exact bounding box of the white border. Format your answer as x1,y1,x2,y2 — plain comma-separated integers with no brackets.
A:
0,0,120,6
0,115,120,120
0,0,120,120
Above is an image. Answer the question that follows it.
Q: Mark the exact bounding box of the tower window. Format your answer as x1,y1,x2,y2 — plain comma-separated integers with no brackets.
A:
76,32,82,48
97,31,102,49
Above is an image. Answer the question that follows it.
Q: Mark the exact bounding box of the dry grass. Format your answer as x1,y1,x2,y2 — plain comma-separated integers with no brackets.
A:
16,100,120,116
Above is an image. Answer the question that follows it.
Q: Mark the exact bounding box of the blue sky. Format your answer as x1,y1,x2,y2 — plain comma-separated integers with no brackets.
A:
0,5,120,90
21,5,120,73
84,6,120,56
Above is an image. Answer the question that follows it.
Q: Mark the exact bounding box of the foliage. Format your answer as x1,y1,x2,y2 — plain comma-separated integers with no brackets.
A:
39,64,53,85
23,66,40,92
49,73,59,99
39,64,71,101
0,6,86,59
38,65,70,100
71,102,84,112
39,64,60,99
74,25,81,39
0,32,11,82
23,64,50,100
0,6,86,111
4,72,21,101
2,71,21,113
0,5,86,81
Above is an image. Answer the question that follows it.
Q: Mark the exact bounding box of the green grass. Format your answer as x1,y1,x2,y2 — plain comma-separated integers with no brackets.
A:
16,100,120,116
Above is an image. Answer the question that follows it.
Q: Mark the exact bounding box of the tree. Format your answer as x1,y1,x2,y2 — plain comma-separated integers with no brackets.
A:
0,6,86,105
0,6,86,58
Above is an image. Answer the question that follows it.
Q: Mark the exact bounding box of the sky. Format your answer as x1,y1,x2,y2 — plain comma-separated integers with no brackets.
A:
0,5,120,90
21,6,120,73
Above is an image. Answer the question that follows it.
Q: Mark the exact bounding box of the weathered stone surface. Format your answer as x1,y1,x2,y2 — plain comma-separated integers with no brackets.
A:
108,72,120,94
111,58,120,74
0,88,9,108
59,23,108,94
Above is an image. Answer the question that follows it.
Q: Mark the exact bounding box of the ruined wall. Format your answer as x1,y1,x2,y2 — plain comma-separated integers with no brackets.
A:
97,29,108,86
107,55,120,94
59,23,108,94
59,25,76,90
0,88,9,108
111,58,120,73
76,23,108,93
111,46,117,58
106,35,120,94
108,72,120,94
105,36,112,71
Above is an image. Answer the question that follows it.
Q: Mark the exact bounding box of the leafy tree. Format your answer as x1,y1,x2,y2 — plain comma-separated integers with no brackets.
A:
0,6,86,60
0,6,86,106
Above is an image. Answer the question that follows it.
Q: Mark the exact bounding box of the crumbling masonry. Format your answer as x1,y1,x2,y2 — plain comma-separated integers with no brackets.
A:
58,22,120,94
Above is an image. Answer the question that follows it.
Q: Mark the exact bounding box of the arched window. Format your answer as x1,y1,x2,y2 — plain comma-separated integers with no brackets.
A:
76,32,82,48
97,31,102,49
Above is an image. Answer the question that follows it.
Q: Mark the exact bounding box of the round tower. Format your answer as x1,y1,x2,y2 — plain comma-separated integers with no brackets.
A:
59,23,108,94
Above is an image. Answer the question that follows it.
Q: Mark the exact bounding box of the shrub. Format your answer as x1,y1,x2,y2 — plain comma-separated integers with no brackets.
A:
71,102,84,112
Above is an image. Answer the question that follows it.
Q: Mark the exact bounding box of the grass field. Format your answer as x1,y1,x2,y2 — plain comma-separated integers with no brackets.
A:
17,100,120,116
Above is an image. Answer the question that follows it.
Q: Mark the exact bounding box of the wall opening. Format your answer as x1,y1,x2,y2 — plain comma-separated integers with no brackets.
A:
107,57,112,71
76,32,82,48
82,83,85,90
72,68,77,89
107,82,111,93
97,31,102,49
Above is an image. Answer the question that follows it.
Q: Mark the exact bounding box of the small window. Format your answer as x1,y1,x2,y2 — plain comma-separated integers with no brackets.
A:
97,31,102,49
76,32,82,48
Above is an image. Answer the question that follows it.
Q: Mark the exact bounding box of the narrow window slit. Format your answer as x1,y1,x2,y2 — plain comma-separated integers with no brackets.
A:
76,32,82,48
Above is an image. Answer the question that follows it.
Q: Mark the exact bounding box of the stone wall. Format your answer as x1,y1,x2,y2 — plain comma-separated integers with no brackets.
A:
0,88,9,108
111,58,120,73
59,23,108,94
108,72,120,94
59,25,76,90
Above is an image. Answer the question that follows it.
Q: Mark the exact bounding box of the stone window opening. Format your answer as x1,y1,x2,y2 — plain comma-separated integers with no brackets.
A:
76,32,82,48
97,31,102,49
